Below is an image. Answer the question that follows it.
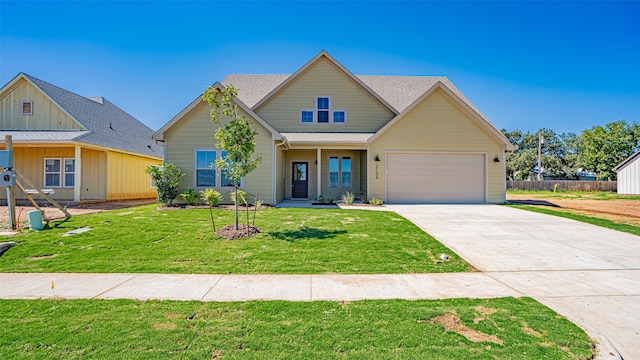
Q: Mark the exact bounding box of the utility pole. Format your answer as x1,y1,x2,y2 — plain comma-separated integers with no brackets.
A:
537,131,544,181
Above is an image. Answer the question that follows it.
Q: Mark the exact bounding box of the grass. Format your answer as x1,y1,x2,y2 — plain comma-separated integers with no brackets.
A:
507,204,640,236
507,189,640,200
0,205,471,274
0,297,594,359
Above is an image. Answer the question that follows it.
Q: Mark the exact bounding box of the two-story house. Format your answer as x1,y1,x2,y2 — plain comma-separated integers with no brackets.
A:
153,51,515,205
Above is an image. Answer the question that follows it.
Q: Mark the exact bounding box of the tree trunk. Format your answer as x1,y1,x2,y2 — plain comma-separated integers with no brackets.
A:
234,185,239,230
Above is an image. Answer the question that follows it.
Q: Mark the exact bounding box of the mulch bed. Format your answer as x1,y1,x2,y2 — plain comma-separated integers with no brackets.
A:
215,223,261,240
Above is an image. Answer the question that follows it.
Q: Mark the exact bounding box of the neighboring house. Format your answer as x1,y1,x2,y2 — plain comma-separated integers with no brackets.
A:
0,73,163,202
614,151,640,195
153,51,515,205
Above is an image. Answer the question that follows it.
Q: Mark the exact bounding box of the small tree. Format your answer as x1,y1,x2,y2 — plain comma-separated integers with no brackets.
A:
145,163,184,206
202,84,262,230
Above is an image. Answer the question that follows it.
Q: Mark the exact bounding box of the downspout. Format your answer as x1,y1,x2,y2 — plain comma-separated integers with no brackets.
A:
272,138,287,205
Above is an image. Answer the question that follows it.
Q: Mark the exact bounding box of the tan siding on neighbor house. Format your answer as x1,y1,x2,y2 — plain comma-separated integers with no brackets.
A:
106,151,160,200
163,101,273,204
0,145,75,201
256,57,395,133
81,148,107,200
369,88,505,203
0,80,82,131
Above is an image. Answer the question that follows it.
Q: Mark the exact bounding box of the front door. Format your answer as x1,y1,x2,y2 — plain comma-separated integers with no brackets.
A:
292,162,308,198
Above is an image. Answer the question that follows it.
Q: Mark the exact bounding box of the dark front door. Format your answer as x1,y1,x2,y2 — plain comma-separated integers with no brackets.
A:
292,162,308,198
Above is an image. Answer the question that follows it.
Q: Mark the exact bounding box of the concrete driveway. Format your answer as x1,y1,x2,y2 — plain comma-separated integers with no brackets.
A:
388,204,640,359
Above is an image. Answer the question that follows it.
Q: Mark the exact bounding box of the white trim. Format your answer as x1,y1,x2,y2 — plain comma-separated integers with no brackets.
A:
384,150,488,204
332,109,347,124
327,154,353,190
63,158,76,188
193,148,242,190
300,109,314,124
316,148,322,198
74,146,81,202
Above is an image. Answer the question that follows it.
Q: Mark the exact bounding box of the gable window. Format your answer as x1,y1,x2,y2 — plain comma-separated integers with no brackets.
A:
21,101,33,115
44,158,75,188
299,97,347,124
329,156,351,188
194,150,240,188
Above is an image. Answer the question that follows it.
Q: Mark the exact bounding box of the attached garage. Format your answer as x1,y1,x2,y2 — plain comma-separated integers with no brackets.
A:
386,152,486,204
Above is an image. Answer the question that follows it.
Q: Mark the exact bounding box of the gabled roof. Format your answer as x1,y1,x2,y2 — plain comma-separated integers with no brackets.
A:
368,81,516,151
152,82,282,142
249,51,398,114
0,73,162,158
614,150,640,173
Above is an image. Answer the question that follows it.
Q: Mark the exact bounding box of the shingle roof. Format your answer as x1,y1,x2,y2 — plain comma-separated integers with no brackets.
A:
222,74,482,115
0,131,91,142
20,74,162,158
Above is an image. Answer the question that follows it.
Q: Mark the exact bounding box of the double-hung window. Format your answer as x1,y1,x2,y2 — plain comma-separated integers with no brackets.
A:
195,150,239,188
44,158,75,188
195,150,216,187
329,156,352,188
317,97,330,123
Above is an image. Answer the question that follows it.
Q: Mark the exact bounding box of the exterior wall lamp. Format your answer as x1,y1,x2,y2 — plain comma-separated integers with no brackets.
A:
374,155,380,162
494,155,500,163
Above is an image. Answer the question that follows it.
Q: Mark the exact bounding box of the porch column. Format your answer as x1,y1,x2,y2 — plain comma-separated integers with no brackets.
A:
316,148,322,199
74,145,81,202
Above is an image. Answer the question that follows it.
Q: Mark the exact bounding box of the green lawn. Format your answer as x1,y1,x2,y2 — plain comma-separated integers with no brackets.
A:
507,204,640,236
0,205,471,274
0,297,594,359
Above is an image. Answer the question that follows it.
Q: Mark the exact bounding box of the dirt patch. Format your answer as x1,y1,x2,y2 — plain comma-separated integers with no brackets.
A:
426,313,504,344
522,322,543,338
215,223,261,240
507,194,640,226
0,199,157,229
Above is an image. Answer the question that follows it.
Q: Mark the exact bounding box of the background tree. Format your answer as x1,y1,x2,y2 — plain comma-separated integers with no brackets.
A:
202,84,262,230
581,120,640,180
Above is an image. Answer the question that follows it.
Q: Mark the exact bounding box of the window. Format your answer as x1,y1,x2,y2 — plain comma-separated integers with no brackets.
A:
301,110,314,123
299,97,347,124
194,150,239,188
45,158,76,188
329,156,352,188
64,159,75,187
195,150,216,187
21,101,33,115
45,159,61,187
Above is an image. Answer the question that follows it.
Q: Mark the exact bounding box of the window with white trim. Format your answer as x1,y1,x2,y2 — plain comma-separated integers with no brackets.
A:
44,158,75,188
21,101,33,115
299,96,347,124
329,156,351,188
194,150,240,188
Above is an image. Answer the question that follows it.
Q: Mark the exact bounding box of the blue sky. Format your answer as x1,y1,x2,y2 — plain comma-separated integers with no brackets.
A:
1,1,638,135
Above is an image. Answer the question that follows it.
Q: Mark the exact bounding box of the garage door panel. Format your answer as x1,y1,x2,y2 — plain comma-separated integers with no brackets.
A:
387,153,485,204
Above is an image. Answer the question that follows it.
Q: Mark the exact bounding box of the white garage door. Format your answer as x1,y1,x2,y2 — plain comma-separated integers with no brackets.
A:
387,153,486,204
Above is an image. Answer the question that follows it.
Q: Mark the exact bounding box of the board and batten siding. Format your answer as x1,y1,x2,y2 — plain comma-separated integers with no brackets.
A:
106,151,160,200
255,57,395,133
163,101,274,203
617,157,640,195
368,88,506,203
0,145,75,201
0,79,82,131
80,148,107,200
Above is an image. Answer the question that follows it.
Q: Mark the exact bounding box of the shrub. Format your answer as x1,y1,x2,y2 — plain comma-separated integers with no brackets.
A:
340,191,355,205
369,197,384,206
200,188,222,207
145,163,184,206
179,188,198,206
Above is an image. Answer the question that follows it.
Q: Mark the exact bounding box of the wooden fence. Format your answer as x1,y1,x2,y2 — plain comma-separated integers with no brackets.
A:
507,180,617,192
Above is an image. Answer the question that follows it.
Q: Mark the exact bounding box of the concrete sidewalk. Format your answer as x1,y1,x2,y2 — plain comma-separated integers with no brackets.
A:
0,272,522,302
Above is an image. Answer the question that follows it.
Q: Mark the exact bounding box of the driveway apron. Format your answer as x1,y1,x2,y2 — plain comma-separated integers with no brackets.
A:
389,204,640,359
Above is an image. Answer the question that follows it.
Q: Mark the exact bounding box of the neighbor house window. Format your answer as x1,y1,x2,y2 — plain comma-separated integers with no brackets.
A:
44,158,61,187
44,158,76,188
299,97,346,124
195,150,216,187
194,150,240,188
329,156,352,188
21,101,33,115
64,159,75,187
